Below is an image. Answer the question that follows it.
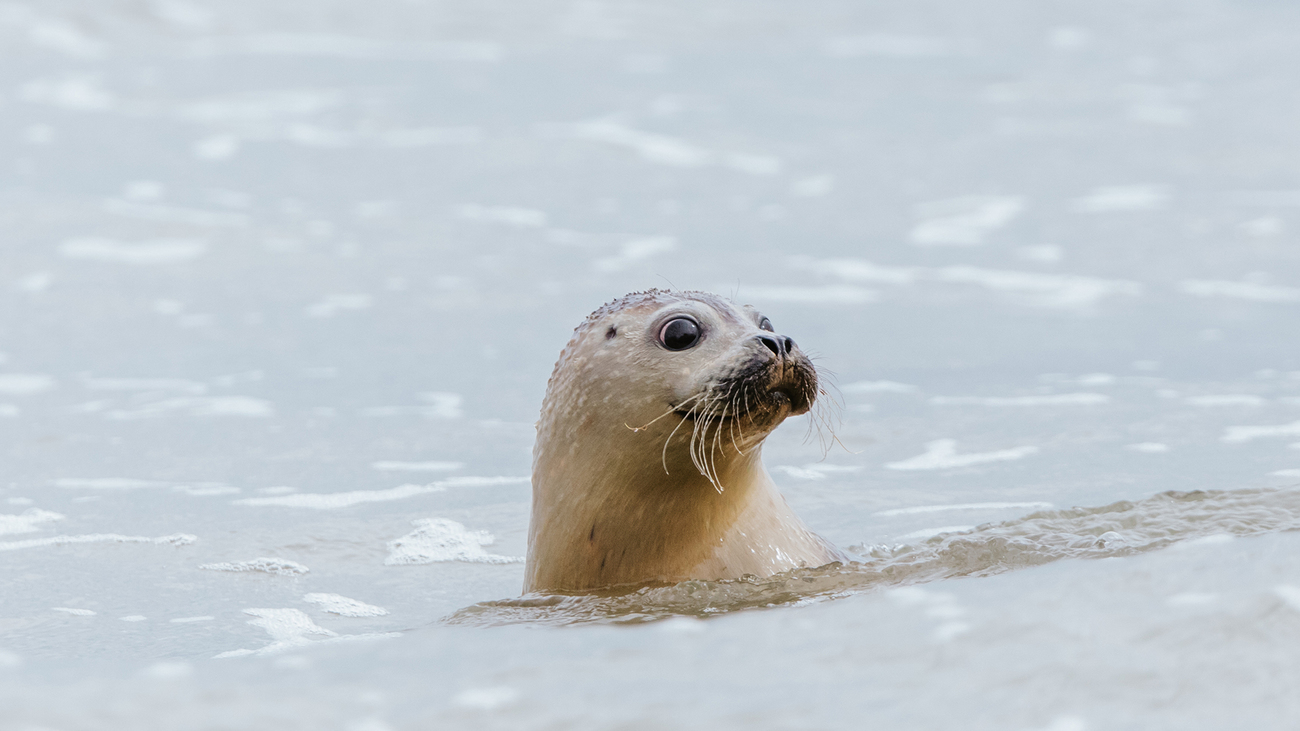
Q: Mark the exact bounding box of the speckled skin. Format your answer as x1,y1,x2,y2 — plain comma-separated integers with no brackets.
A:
524,290,847,594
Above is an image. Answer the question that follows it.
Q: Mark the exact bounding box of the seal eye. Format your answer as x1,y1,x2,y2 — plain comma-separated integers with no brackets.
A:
758,317,774,332
659,318,701,351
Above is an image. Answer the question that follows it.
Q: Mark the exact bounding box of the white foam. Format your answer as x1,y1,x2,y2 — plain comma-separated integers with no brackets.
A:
824,34,949,58
1127,442,1170,453
567,119,779,175
886,439,1039,471
371,461,464,472
19,76,113,110
1073,184,1169,212
384,517,523,565
932,267,1141,308
0,533,196,552
737,285,876,304
55,478,170,489
83,377,207,394
773,464,862,480
0,373,55,395
1270,469,1300,478
106,396,274,419
305,294,373,318
234,484,445,509
790,257,1139,308
101,199,249,227
59,237,207,264
788,257,919,284
214,607,399,658
1180,280,1300,303
119,615,146,622
52,607,96,616
569,119,711,166
594,236,677,272
1222,420,1300,443
875,501,1052,517
222,608,331,649
0,508,64,536
174,483,241,496
459,204,547,228
841,380,918,394
367,393,465,420
303,593,389,617
910,196,1024,246
1185,395,1267,407
931,393,1109,406
170,616,214,623
200,558,310,576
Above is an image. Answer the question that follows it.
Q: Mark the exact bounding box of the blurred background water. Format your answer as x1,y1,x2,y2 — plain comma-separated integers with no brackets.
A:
3,1,1300,728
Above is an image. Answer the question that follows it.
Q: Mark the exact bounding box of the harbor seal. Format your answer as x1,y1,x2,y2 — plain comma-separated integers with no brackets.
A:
524,289,847,593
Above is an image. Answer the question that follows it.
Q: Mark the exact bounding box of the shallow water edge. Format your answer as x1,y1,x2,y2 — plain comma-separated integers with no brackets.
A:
449,486,1300,625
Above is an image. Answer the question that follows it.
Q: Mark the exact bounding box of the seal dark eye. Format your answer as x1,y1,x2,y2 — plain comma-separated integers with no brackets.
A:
758,317,774,332
659,318,701,351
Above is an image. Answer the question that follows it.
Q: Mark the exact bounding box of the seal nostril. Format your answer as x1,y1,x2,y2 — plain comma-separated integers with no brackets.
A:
783,337,795,353
757,334,783,357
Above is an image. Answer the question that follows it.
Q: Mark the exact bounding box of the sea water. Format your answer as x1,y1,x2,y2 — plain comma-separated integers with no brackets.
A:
2,1,1300,728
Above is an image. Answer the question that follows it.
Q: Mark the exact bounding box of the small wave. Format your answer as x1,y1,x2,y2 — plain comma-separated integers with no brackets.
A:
0,533,196,552
446,487,1300,626
199,557,309,576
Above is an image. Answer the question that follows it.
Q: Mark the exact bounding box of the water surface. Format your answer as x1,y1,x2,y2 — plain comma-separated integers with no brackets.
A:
3,0,1300,728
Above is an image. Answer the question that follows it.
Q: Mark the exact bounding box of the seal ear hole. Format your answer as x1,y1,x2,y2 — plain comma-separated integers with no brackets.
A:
606,326,617,340
659,317,701,351
759,317,774,332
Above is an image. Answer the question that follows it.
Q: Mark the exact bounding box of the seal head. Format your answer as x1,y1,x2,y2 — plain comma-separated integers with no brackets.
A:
524,289,846,593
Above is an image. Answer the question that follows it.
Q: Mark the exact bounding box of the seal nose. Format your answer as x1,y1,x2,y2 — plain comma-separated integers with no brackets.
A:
756,334,796,358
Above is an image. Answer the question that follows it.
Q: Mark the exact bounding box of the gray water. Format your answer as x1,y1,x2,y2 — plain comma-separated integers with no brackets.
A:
4,1,1300,728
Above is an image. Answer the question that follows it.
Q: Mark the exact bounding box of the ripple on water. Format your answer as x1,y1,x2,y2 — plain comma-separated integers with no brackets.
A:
447,487,1300,626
